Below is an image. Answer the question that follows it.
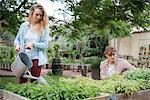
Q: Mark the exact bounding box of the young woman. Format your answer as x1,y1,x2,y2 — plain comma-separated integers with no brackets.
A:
100,46,135,79
14,4,49,83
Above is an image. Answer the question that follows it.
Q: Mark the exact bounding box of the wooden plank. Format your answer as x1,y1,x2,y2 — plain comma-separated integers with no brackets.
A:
85,93,110,100
86,89,150,100
2,90,29,100
115,89,150,100
1,89,150,100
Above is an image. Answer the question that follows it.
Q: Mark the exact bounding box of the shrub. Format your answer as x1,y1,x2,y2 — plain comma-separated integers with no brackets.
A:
123,68,150,80
83,56,105,68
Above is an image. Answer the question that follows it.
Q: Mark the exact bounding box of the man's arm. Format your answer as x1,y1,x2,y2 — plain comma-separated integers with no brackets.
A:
122,59,136,70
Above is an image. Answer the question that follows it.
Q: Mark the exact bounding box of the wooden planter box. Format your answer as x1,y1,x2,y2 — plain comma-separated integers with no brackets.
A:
91,68,100,80
87,89,150,100
0,89,149,100
0,89,28,100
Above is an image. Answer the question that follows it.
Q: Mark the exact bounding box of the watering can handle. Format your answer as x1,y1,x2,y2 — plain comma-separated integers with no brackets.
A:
17,44,31,53
23,70,38,80
17,46,27,53
27,70,32,76
16,46,32,60
24,70,32,76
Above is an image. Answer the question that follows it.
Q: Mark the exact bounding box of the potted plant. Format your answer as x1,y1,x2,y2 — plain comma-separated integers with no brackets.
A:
51,44,63,75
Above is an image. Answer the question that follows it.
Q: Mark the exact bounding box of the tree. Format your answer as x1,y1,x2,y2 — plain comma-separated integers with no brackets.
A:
49,0,149,56
0,0,36,42
51,0,149,37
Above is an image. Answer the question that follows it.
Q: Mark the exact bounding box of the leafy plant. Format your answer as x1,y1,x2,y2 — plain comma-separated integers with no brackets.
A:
123,68,150,80
53,44,60,58
1,0,36,36
0,76,16,89
63,57,82,64
4,72,150,99
0,46,15,64
83,56,105,68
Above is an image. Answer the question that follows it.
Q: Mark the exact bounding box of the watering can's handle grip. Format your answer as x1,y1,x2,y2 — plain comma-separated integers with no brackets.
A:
16,44,31,53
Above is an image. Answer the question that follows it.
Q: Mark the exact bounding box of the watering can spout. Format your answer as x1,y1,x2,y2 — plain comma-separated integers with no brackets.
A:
23,74,48,85
38,76,49,85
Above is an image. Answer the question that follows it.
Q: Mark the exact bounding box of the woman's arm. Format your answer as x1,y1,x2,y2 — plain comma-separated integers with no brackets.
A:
14,24,24,46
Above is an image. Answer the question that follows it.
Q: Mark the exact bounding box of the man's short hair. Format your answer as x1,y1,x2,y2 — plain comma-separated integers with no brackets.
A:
104,46,116,55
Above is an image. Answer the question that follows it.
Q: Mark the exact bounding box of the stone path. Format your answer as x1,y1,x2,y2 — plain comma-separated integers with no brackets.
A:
0,70,15,76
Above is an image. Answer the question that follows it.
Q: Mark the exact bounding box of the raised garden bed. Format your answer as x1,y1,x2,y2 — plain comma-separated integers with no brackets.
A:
87,89,150,100
1,89,149,100
2,68,150,100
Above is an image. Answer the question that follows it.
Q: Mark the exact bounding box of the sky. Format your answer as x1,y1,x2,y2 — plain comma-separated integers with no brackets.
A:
36,0,72,21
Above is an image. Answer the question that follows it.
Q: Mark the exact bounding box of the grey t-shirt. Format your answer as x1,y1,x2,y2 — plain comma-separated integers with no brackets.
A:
24,29,39,59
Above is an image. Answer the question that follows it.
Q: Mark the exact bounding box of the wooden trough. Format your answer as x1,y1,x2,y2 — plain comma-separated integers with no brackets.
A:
0,89,149,100
87,89,150,100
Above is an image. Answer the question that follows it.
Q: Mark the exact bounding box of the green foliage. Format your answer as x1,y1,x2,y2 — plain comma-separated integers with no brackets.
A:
47,47,53,61
4,69,150,99
109,20,131,38
0,32,15,43
123,68,150,80
4,75,150,99
83,56,105,68
0,45,16,64
53,44,61,58
0,0,36,37
5,76,102,100
85,35,108,57
0,76,16,89
52,0,150,40
63,57,82,63
49,0,149,62
79,0,149,28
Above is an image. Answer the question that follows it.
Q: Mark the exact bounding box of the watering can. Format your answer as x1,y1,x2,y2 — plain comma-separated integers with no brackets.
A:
11,52,48,85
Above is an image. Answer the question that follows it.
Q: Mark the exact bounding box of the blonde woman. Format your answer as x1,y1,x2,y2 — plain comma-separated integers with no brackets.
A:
14,4,49,83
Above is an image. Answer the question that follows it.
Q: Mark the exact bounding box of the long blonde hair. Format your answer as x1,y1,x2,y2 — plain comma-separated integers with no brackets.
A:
28,3,48,35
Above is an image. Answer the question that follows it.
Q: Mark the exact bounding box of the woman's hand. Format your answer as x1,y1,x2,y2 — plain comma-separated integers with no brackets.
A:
15,44,21,52
25,43,33,50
